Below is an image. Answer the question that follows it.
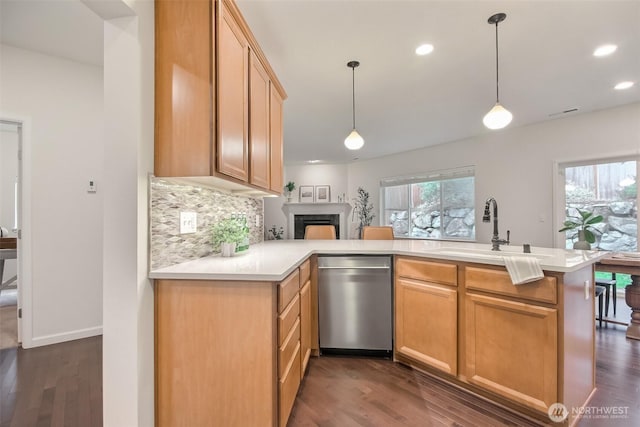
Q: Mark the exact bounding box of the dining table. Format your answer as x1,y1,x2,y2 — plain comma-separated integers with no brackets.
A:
596,253,640,340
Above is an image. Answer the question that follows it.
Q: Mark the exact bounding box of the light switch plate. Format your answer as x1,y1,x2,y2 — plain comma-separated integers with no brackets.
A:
88,180,97,193
180,212,197,234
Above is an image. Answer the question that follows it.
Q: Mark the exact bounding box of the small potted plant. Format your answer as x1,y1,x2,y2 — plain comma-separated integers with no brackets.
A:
211,217,247,256
352,187,375,239
558,208,603,250
284,181,295,202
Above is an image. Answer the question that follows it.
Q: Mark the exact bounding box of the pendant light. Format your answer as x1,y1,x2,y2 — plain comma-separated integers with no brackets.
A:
483,13,512,130
344,60,364,150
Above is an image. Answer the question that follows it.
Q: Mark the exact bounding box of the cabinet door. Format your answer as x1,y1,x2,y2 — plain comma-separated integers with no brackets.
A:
155,0,212,177
299,279,311,378
465,293,557,413
269,87,284,193
217,1,249,181
249,50,271,189
395,278,457,375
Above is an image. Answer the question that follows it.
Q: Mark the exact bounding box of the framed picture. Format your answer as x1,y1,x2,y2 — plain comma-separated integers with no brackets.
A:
299,185,315,203
315,185,330,203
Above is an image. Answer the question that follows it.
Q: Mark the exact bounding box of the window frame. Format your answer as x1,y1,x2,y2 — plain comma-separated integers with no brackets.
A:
553,154,639,249
380,166,476,241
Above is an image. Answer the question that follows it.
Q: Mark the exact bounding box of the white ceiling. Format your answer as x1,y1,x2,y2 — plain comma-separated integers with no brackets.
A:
1,1,638,165
0,0,103,66
236,0,640,164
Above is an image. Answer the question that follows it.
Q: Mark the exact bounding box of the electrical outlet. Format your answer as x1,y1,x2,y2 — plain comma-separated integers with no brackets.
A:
180,212,197,234
255,214,260,227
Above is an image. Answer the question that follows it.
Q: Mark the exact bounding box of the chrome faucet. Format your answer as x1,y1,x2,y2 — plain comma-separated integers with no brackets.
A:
482,197,510,251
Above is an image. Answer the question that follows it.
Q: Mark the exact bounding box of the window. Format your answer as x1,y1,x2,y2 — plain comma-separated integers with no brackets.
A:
559,157,638,251
381,167,475,240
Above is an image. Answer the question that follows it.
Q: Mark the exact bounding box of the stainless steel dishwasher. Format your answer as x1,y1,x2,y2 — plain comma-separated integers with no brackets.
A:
317,255,393,357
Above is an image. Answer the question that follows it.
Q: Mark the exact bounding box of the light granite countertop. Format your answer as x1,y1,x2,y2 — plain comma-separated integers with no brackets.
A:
149,240,609,281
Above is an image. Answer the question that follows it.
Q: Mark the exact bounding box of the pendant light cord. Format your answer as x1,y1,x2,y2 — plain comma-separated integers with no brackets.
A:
495,21,500,103
352,65,356,129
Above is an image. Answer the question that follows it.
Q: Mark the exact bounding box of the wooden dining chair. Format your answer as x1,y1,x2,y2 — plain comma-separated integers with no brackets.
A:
362,226,394,240
304,225,336,240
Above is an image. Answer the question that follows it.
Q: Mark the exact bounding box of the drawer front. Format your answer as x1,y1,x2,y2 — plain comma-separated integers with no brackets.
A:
396,257,458,286
279,345,301,427
278,269,300,312
278,319,301,379
465,266,557,304
299,258,311,286
278,293,300,346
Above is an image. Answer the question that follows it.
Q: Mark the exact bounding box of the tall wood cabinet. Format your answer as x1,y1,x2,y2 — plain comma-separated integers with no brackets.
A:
155,0,286,193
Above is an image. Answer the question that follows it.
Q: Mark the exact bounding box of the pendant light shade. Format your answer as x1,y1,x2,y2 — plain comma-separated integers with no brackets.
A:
345,60,364,150
344,129,364,150
484,13,512,130
483,103,513,129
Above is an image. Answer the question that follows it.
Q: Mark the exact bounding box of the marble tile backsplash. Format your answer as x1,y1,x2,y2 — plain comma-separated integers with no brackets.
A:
150,177,264,269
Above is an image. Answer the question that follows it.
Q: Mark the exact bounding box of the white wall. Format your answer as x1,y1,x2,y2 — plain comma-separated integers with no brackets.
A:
101,0,155,425
0,44,103,346
264,163,349,239
347,102,640,247
0,126,18,282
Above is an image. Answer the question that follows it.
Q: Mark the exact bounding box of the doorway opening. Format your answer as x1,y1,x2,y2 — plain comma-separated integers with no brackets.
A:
0,119,22,349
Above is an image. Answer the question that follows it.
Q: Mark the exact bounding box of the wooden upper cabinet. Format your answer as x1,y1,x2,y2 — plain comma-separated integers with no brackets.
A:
217,1,249,181
269,87,284,193
154,0,212,177
249,50,271,189
155,0,286,189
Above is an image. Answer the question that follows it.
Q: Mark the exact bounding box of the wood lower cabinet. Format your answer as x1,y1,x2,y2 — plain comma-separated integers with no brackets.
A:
395,277,458,375
394,256,595,423
155,280,277,426
155,0,286,192
155,257,315,427
299,279,312,377
464,292,558,413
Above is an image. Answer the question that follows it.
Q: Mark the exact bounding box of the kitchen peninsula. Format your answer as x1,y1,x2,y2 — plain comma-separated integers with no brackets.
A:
150,240,607,426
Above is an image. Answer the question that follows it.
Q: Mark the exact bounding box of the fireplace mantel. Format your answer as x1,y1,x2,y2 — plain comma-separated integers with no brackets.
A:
282,203,352,239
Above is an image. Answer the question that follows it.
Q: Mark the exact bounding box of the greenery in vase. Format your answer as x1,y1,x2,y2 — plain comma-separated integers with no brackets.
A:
558,208,603,244
211,217,247,251
352,187,375,239
284,181,296,194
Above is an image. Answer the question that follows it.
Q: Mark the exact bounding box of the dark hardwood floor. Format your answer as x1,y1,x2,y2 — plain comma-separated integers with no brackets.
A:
290,322,639,427
0,336,101,427
0,323,637,426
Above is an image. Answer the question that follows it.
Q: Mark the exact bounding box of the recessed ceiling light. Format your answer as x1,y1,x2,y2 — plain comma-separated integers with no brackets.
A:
415,44,434,56
593,44,617,57
307,160,320,164
614,81,634,90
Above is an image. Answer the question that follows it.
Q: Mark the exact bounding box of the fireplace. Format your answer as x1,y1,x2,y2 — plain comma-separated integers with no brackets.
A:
294,214,340,239
282,202,352,240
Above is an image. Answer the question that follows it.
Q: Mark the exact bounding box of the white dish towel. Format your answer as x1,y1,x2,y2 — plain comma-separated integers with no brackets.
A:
503,256,544,285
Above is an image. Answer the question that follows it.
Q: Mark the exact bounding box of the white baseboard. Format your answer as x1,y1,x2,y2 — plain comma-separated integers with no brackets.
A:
25,326,103,348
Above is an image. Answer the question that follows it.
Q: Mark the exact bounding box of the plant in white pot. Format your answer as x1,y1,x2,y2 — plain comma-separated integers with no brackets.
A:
211,217,247,257
283,181,296,202
558,208,603,250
